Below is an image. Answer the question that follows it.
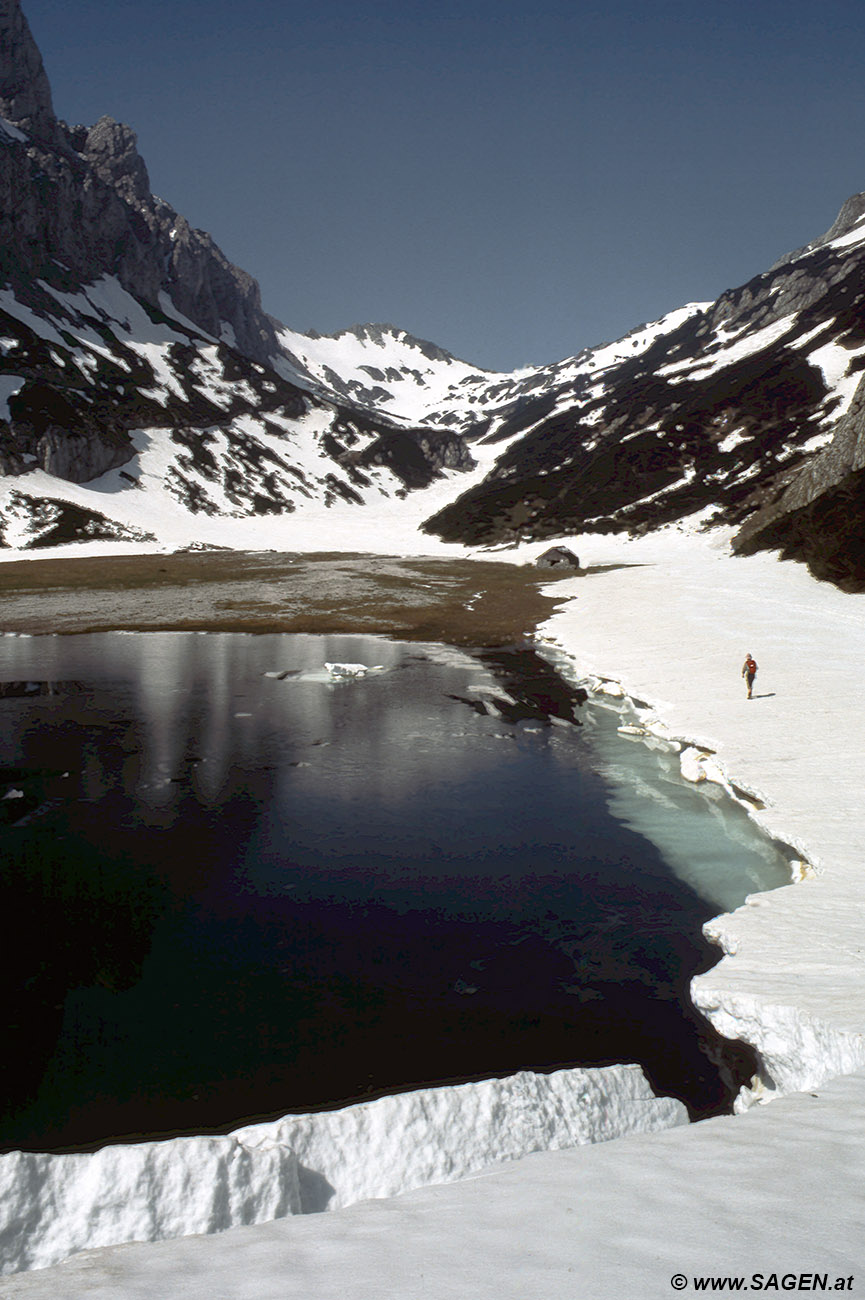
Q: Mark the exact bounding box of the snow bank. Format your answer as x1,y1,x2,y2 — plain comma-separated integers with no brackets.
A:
0,1066,684,1275
234,1064,686,1213
7,1069,863,1299
0,1134,301,1275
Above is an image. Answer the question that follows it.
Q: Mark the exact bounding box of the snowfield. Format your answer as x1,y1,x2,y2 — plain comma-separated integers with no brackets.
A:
3,518,865,1294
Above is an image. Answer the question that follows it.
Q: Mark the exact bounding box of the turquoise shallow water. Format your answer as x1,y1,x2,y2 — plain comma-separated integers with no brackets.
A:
0,632,790,1150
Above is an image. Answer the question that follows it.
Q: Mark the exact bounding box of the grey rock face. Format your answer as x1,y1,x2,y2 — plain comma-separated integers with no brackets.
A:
0,0,280,367
33,427,133,483
734,372,865,589
81,116,151,205
0,0,61,145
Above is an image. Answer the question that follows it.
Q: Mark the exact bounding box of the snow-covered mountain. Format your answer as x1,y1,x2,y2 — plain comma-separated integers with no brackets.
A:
0,0,483,550
0,270,478,550
4,0,865,585
275,322,506,424
421,210,865,565
280,208,865,590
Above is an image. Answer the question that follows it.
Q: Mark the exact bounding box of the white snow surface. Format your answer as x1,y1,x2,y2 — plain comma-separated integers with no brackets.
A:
0,1135,302,1277
0,116,27,143
533,526,865,1095
276,323,503,422
7,1070,863,1299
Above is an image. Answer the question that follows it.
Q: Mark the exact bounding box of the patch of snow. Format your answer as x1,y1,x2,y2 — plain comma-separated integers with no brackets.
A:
717,427,750,453
825,216,865,251
324,661,385,678
803,338,865,421
0,291,69,349
658,316,797,382
0,116,27,142
38,277,186,350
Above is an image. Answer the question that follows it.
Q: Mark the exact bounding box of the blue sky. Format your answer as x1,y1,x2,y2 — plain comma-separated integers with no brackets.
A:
22,0,865,371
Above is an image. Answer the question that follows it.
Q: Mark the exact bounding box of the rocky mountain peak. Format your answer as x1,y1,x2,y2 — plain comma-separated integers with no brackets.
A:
79,116,152,205
0,0,285,368
0,0,60,144
813,191,865,247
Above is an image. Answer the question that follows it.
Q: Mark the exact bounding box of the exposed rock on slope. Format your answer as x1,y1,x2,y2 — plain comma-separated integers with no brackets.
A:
733,370,865,589
422,203,865,556
0,0,59,145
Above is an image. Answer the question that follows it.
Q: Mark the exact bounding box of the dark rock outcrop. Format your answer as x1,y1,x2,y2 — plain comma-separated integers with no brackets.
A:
733,372,865,589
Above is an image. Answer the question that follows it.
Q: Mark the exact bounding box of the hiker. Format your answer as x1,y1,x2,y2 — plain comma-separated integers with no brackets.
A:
742,653,757,699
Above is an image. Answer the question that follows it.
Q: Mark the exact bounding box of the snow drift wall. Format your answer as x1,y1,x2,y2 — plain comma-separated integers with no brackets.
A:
0,1133,301,1276
1,1063,685,1275
234,1062,687,1214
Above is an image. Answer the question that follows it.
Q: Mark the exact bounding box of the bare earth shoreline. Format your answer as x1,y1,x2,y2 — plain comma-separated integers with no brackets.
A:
0,551,573,644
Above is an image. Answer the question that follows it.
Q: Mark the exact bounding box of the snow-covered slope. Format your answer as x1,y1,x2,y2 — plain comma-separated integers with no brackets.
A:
422,205,865,562
0,275,481,551
279,307,709,438
7,1070,863,1300
275,322,506,424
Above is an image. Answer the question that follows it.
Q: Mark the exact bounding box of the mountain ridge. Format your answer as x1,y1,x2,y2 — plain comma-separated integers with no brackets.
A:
3,0,865,585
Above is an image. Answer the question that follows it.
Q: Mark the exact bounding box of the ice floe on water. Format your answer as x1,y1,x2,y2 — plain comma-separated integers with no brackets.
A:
323,661,386,678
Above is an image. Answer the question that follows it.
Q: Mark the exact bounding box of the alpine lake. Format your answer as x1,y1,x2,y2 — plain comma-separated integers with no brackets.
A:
0,551,792,1152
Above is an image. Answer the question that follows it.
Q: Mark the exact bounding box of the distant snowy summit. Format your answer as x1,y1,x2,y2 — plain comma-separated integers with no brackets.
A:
277,322,504,424
4,0,865,585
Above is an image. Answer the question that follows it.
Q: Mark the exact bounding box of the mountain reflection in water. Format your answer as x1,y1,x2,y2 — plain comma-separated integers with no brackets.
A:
0,632,786,1152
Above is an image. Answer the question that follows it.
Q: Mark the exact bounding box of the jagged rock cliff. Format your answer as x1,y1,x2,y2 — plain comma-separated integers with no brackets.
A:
733,369,865,588
0,0,279,368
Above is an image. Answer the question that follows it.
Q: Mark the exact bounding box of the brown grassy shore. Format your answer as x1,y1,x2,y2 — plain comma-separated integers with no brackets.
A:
0,551,575,646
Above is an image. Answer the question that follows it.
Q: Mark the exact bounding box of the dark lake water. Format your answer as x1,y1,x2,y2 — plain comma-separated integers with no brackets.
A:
0,632,791,1151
